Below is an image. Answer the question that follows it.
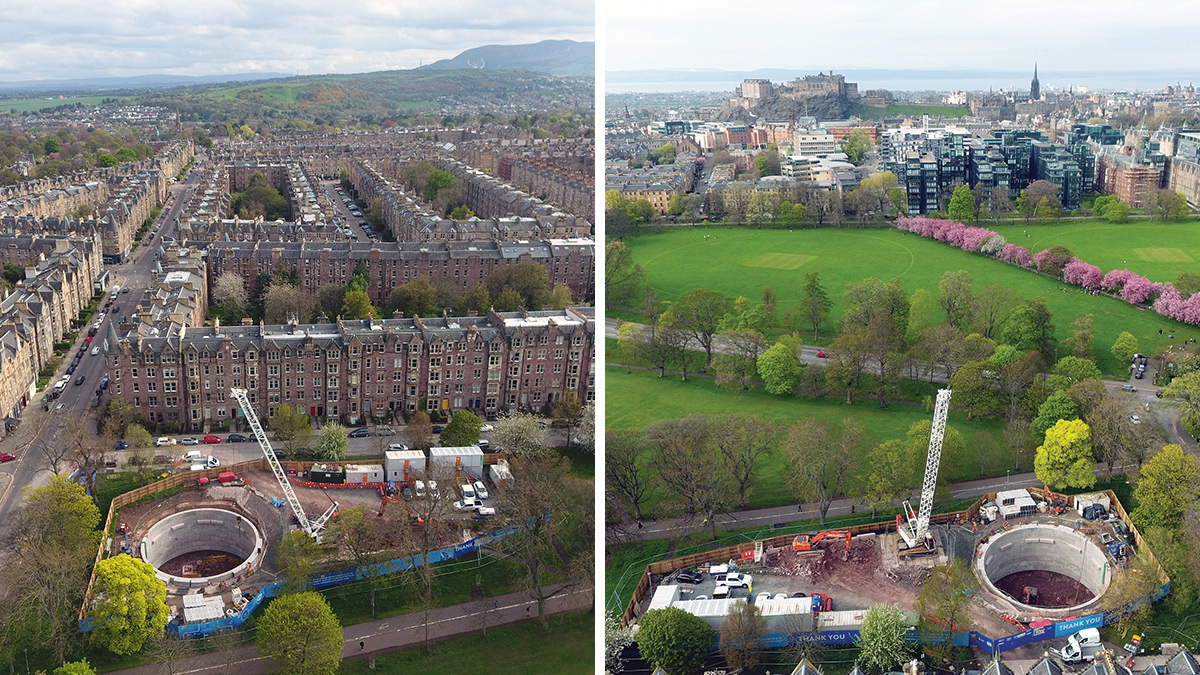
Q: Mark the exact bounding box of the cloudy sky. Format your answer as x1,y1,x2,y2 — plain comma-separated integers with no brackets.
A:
607,0,1200,90
0,0,594,81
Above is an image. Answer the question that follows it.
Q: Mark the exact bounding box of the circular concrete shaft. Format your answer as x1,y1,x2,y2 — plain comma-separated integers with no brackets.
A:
976,523,1110,613
141,508,264,589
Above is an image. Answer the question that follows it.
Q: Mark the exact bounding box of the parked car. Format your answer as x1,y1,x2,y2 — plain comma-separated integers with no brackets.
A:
816,350,829,358
387,443,409,452
431,425,445,433
114,440,128,449
74,375,86,386
227,433,247,443
460,482,476,500
99,380,108,391
84,336,93,343
454,497,484,510
203,434,222,444
1130,415,1141,424
348,427,370,438
472,480,489,500
180,437,199,445
156,437,176,447
91,346,100,355
713,572,752,588
66,365,76,375
675,569,703,584
377,425,395,435
206,455,220,468
477,439,490,450
479,424,494,433
0,452,15,462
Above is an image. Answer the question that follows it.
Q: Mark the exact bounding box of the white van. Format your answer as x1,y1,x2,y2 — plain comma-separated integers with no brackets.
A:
182,450,202,463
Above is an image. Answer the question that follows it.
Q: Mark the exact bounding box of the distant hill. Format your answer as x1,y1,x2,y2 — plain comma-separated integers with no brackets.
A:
0,72,291,95
420,40,594,77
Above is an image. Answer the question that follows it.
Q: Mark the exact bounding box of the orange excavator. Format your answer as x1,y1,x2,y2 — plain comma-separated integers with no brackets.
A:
792,530,852,561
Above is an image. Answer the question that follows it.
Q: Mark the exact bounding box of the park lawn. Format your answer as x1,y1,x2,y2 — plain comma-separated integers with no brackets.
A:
999,219,1200,286
337,610,593,675
606,366,1008,514
0,95,129,113
624,227,1200,375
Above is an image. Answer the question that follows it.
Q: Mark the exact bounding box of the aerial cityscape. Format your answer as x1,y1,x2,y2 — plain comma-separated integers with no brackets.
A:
604,2,1200,674
0,2,596,674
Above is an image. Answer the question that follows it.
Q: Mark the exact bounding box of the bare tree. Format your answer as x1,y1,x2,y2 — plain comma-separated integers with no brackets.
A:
785,417,863,525
605,428,652,521
709,414,780,508
661,288,733,369
713,329,768,391
648,416,736,538
145,632,196,675
972,281,1016,340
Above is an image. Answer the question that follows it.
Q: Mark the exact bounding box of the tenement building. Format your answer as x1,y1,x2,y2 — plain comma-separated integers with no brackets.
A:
102,307,596,430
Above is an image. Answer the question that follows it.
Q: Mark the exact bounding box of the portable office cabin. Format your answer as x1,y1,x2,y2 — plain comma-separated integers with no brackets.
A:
648,585,681,612
755,597,814,632
489,459,514,490
344,464,384,484
670,598,742,630
309,464,346,484
384,450,426,482
429,446,484,478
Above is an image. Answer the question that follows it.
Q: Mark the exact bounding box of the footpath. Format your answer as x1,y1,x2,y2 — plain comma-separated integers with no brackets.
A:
107,585,591,674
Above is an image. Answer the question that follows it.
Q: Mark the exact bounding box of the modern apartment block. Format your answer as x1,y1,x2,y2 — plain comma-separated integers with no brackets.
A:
102,307,595,430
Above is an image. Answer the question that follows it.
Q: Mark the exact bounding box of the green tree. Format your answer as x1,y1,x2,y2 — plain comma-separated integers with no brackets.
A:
87,555,169,655
54,661,96,675
636,607,717,675
1032,391,1080,439
316,423,348,461
272,404,313,457
423,169,457,204
440,409,483,447
661,287,732,368
947,360,1000,420
947,185,975,222
1036,194,1063,221
720,601,767,672
1176,272,1200,298
843,130,872,163
1062,314,1095,359
125,423,153,449
758,342,802,395
1131,444,1200,530
1111,331,1139,367
1001,297,1056,364
1051,355,1101,385
44,138,61,155
2,262,23,285
801,271,833,339
938,269,975,328
385,277,440,318
341,288,377,320
485,261,552,310
605,240,645,307
449,204,474,219
1104,200,1131,223
1034,418,1095,490
256,591,343,675
1164,371,1200,438
858,603,912,673
276,530,322,591
549,283,574,310
785,417,863,524
916,561,975,659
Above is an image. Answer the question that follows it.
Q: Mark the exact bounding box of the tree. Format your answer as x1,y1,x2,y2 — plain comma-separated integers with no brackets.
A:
272,403,313,457
916,560,975,659
710,413,779,508
947,185,975,222
327,505,403,617
988,184,1012,221
1104,200,1131,223
386,277,441,318
649,416,736,537
549,283,574,310
757,342,802,395
263,283,316,324
1062,314,1095,358
1051,355,1101,385
1164,371,1200,438
316,284,345,320
485,261,552,310
662,288,732,368
315,423,348,461
721,600,767,672
938,269,975,329
340,288,377,320
1032,391,1080,439
88,555,169,655
440,409,482,447
1002,298,1056,364
636,607,717,675
948,360,1000,420
405,411,434,452
212,272,249,317
144,632,196,675
1111,331,1139,366
492,412,547,457
256,591,343,675
276,529,322,592
843,130,872,163
858,439,913,517
857,603,912,673
605,613,636,675
552,391,585,446
606,429,652,521
801,271,833,339
972,282,1016,340
54,661,95,675
1132,444,1200,530
785,418,862,524
98,153,118,167
1036,194,1063,221
713,329,768,391
1034,419,1095,490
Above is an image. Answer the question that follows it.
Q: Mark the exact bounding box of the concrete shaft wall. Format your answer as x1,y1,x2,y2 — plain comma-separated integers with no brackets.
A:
976,523,1108,613
142,508,263,589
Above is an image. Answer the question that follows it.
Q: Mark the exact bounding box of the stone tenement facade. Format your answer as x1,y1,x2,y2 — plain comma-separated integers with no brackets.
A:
203,238,595,308
103,307,596,429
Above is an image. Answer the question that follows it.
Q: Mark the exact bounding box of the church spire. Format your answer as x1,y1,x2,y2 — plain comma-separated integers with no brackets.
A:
1030,62,1040,101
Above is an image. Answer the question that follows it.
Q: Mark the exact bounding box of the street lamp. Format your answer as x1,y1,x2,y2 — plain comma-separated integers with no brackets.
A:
1006,470,1010,485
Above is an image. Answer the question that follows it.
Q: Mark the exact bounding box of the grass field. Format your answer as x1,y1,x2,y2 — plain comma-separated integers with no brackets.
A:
338,611,593,675
206,83,309,104
622,226,1200,375
0,95,128,113
607,366,1009,513
852,102,970,119
1004,219,1200,285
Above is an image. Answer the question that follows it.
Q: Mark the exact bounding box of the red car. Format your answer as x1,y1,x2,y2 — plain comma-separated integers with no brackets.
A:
202,434,222,444
0,452,14,462
84,336,93,343
816,350,829,358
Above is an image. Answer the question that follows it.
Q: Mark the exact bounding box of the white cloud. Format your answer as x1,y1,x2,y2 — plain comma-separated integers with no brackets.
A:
0,0,594,80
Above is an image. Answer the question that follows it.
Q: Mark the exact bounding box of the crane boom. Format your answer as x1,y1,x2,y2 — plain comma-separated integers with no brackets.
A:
230,388,337,540
900,388,951,549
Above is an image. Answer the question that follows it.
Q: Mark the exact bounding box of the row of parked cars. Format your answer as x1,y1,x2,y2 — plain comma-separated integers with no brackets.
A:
153,433,259,447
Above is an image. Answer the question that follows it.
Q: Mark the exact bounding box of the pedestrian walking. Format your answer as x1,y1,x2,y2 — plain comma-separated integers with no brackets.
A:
360,641,365,651
637,521,643,530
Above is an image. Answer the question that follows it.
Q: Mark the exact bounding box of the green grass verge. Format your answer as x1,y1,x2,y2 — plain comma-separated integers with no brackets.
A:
851,102,970,119
622,227,1200,376
337,610,593,674
0,95,129,113
561,445,595,478
607,365,1009,514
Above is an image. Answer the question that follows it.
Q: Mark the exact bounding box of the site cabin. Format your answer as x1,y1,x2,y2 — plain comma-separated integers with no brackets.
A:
488,459,514,490
429,446,484,478
345,464,384,484
384,449,426,482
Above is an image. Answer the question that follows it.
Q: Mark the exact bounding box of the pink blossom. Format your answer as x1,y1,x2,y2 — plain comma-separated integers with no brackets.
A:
998,244,1032,266
1121,276,1160,304
961,227,996,252
1102,269,1137,292
1155,283,1184,318
1062,259,1103,288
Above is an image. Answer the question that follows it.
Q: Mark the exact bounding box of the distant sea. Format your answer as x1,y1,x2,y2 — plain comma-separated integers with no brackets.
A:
606,69,1194,94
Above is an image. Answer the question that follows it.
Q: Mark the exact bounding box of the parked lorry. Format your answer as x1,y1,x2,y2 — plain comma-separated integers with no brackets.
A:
1051,628,1103,663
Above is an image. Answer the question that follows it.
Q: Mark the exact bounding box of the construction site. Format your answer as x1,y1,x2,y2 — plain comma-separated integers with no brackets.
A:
625,390,1170,662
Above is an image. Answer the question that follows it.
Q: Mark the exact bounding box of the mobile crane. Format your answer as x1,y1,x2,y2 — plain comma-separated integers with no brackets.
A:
230,388,338,541
897,388,951,555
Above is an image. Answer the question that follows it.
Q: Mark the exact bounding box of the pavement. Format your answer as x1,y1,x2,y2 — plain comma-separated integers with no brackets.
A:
106,585,592,675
